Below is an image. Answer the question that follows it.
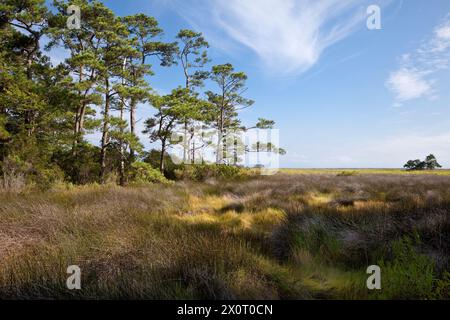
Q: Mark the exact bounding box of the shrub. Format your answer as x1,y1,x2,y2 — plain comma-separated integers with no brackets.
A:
337,171,358,177
431,272,450,299
129,162,169,184
175,164,250,182
375,236,435,299
0,156,27,191
53,143,101,184
143,149,181,180
0,155,64,190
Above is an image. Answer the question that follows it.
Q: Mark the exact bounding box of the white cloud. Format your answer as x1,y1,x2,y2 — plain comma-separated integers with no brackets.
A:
167,0,388,74
431,22,450,53
387,14,450,103
386,68,432,102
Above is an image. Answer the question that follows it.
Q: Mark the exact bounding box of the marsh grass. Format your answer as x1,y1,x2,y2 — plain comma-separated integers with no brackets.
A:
0,173,449,299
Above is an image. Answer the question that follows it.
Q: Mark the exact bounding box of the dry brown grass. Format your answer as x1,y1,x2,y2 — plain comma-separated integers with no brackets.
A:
0,173,449,299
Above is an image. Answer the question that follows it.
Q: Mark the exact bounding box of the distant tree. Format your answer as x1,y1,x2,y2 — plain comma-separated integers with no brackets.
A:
404,159,423,171
404,155,442,171
424,154,442,170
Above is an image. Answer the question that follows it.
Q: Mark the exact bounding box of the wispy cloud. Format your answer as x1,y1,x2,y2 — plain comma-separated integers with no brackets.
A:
387,14,450,105
386,68,432,102
167,0,387,75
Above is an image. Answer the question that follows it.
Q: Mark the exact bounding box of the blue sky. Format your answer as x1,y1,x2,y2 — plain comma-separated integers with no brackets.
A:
48,0,450,168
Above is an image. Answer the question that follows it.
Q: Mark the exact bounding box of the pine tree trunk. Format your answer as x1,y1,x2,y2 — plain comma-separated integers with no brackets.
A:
160,140,166,173
129,98,136,162
183,120,188,164
216,109,224,164
72,65,84,156
119,103,125,187
100,78,110,184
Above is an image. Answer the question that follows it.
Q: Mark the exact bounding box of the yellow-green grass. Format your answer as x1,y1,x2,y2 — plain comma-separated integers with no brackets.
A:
279,168,450,176
0,173,449,299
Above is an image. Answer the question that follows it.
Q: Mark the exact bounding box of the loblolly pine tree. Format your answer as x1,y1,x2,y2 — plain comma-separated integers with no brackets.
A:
1,0,50,137
144,88,210,173
122,14,177,162
112,57,146,186
176,29,210,90
176,29,210,163
90,7,140,184
0,0,79,187
206,63,254,164
47,0,109,156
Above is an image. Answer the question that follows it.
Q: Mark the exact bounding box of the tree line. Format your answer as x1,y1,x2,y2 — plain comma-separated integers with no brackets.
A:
0,0,281,187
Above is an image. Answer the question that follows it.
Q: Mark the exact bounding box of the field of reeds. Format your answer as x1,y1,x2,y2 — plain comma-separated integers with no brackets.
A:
0,172,449,300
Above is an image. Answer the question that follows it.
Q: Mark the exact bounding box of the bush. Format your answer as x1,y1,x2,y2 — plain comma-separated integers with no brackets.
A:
431,272,450,299
129,162,169,184
375,236,435,299
174,164,250,182
337,171,358,177
143,149,181,180
0,155,64,190
53,143,101,184
0,156,27,191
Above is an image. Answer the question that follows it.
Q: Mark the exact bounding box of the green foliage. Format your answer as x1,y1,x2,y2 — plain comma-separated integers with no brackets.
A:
336,171,359,177
0,0,281,189
431,272,450,299
144,149,180,179
176,29,210,89
255,118,275,129
424,154,442,170
175,164,250,182
292,226,344,265
404,154,442,171
144,88,211,172
129,161,169,184
0,114,10,140
53,143,101,184
375,236,435,299
1,154,64,190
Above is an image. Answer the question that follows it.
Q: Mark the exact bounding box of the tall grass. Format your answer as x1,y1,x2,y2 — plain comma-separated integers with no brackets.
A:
0,173,449,299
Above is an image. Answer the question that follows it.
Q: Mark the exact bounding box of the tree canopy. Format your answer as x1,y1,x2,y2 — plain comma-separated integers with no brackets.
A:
404,155,442,171
0,0,283,188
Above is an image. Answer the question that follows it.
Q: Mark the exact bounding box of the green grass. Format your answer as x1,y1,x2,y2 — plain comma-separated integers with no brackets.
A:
279,168,450,176
0,173,449,299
